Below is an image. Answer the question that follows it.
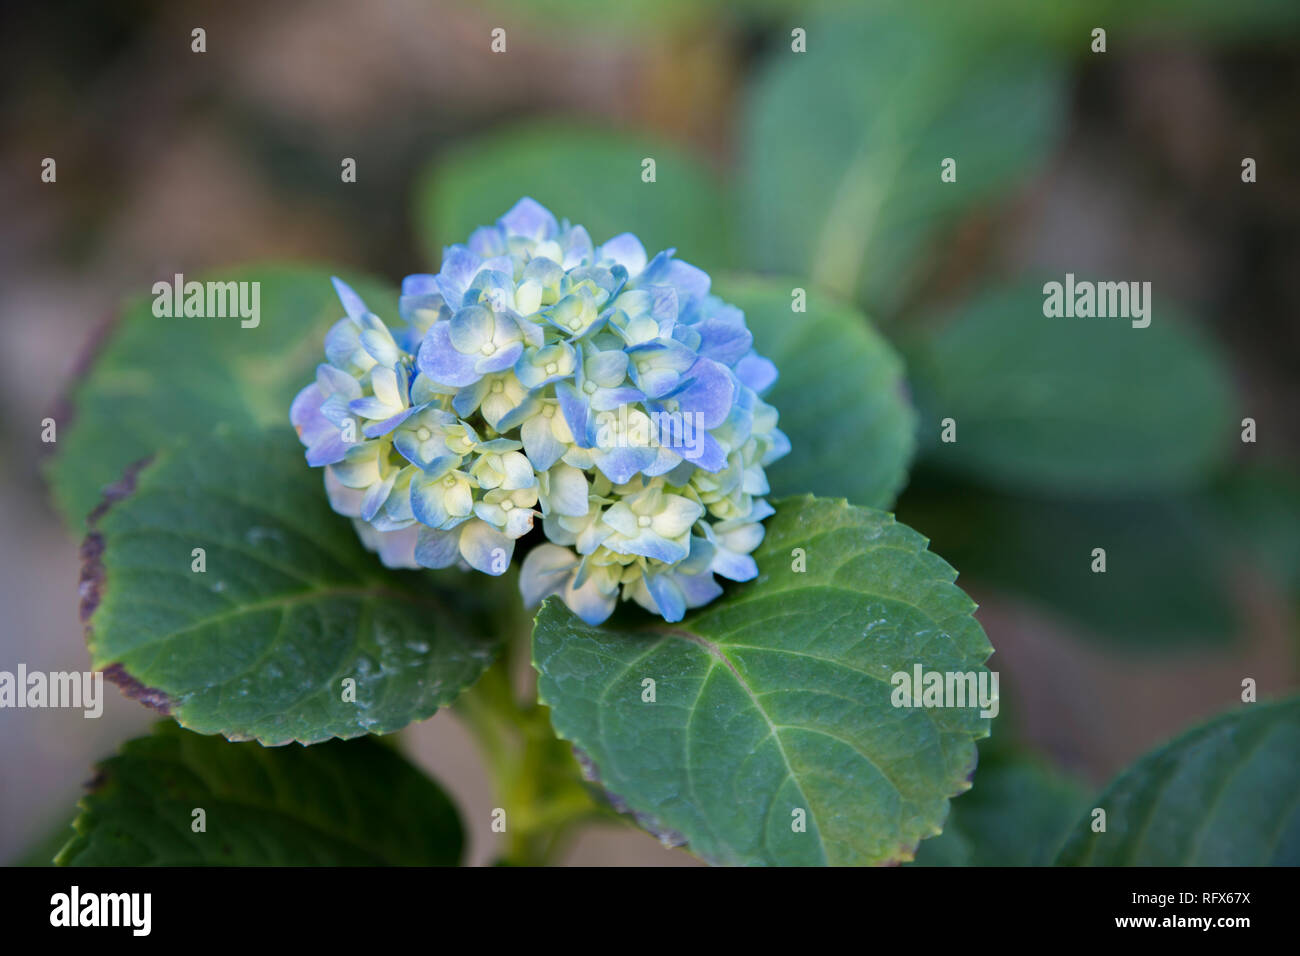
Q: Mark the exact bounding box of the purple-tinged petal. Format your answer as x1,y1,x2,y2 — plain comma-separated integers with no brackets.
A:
500,197,558,241
555,381,593,448
670,357,734,428
643,573,686,623
417,322,481,387
415,526,461,569
734,352,778,393
592,444,657,484
331,276,368,320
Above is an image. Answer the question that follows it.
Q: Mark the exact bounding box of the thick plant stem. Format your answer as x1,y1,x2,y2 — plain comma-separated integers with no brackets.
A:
453,632,607,866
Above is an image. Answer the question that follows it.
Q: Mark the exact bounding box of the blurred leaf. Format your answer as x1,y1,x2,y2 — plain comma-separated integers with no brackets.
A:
1212,463,1300,603
1057,697,1300,865
58,723,463,865
897,475,1237,650
911,748,1088,866
907,283,1237,495
714,275,915,509
416,122,731,272
741,5,1066,315
824,0,1300,51
48,264,394,529
82,427,500,745
533,495,993,866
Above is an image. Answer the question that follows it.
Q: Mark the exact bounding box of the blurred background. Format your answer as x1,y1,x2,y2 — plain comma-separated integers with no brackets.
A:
1,0,1297,865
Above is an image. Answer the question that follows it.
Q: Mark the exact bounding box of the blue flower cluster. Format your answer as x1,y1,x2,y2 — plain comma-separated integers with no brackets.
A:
292,199,788,624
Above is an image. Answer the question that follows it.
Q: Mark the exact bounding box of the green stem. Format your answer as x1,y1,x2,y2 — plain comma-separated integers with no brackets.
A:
453,631,607,866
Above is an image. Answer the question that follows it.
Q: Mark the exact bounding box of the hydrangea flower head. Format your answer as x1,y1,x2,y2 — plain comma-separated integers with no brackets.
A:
291,198,789,625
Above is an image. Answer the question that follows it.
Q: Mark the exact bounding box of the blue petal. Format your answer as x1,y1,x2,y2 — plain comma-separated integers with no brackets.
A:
695,314,753,365
459,520,515,575
414,526,461,569
473,340,523,375
711,548,758,582
521,415,564,472
452,377,490,418
519,544,578,606
597,233,647,275
670,358,734,428
644,573,686,623
677,569,724,607
306,431,349,467
593,444,657,484
436,247,483,307
678,431,727,472
735,352,778,393
417,322,481,387
331,276,368,320
555,381,594,449
362,404,419,438
402,274,439,295
500,197,558,241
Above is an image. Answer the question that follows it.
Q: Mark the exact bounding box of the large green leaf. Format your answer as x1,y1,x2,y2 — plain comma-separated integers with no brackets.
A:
714,275,916,510
415,122,731,272
81,427,501,745
911,749,1088,866
741,5,1066,314
896,475,1238,649
907,284,1237,495
1057,697,1300,865
48,264,395,529
532,495,993,866
57,723,463,865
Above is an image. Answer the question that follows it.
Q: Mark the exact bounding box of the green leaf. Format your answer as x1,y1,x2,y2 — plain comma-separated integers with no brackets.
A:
741,5,1066,314
907,284,1237,495
415,122,732,272
910,748,1088,866
532,495,993,866
81,426,501,745
57,723,463,865
714,275,916,510
896,476,1238,649
1056,697,1300,865
48,264,395,529
1212,463,1300,604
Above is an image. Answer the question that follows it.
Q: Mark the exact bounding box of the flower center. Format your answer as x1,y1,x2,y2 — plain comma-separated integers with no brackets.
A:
542,405,555,418
415,427,431,442
582,380,598,395
481,342,497,356
637,515,652,528
501,500,515,511
443,475,457,487
491,381,504,393
567,318,582,331
545,362,558,375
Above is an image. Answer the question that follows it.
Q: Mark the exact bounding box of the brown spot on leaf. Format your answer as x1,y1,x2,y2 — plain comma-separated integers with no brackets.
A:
78,457,173,716
103,663,173,716
571,745,688,851
78,456,153,626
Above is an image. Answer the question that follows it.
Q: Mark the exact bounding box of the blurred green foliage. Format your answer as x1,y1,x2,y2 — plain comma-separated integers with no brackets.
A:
416,122,732,272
